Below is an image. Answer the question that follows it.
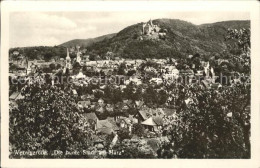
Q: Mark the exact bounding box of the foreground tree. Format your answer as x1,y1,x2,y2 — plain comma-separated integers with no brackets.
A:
161,28,251,158
166,83,250,158
9,81,92,158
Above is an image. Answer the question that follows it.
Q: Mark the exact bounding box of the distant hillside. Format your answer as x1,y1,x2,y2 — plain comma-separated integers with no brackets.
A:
10,19,250,61
60,33,116,48
85,19,250,59
200,20,250,29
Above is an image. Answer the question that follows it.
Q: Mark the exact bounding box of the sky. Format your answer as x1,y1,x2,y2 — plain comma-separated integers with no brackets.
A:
9,11,250,48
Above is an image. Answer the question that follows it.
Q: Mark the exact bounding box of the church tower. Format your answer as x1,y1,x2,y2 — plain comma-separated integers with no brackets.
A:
76,45,81,63
66,48,71,69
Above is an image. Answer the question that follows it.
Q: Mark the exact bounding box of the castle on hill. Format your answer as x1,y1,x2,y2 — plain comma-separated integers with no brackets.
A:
142,19,161,35
142,19,167,39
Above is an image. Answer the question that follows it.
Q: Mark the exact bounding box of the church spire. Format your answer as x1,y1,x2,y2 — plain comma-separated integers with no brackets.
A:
65,48,71,70
66,48,70,60
149,18,153,26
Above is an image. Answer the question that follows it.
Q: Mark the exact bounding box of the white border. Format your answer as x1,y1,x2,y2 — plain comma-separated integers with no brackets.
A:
1,1,260,168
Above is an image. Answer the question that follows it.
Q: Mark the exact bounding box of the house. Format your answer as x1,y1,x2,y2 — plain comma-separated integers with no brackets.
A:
105,104,114,113
15,67,27,76
124,99,135,109
196,70,204,76
201,80,210,89
118,117,131,128
120,85,127,90
107,117,119,131
141,112,164,132
95,104,106,114
124,79,131,85
135,107,165,131
72,89,78,96
161,108,176,117
114,57,120,61
9,92,24,101
129,76,142,85
211,83,222,89
179,69,194,76
84,112,98,121
135,108,152,123
78,100,91,109
152,116,164,131
83,112,98,130
100,85,106,90
81,94,93,101
115,102,130,113
185,98,193,106
150,78,163,85
13,51,19,56
135,100,145,109
10,101,18,110
92,135,105,150
86,61,97,66
96,119,119,135
75,70,86,79
98,98,105,105
141,117,157,131
201,78,216,89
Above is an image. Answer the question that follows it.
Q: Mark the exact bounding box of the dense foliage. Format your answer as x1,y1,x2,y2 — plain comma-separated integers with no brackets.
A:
164,83,250,158
161,28,251,158
9,46,67,61
9,83,93,158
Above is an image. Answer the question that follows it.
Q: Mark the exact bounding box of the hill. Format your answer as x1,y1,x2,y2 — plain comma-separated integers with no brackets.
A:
59,33,116,48
85,19,250,59
200,20,250,29
9,19,250,61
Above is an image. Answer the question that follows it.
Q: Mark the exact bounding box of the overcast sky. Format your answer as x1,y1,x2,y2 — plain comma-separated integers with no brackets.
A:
9,11,249,48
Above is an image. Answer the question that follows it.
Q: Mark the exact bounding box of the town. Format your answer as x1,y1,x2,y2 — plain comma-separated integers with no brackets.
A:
9,23,251,159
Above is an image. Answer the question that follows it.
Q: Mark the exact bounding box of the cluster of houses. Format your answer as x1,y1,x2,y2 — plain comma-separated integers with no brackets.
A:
10,44,236,154
77,95,179,134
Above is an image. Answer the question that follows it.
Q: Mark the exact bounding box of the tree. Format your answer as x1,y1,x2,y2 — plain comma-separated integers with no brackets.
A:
44,52,53,61
9,82,92,158
111,88,123,104
133,33,139,40
225,28,250,74
117,128,132,142
118,63,126,75
163,83,250,158
49,63,56,70
132,123,145,137
41,66,52,73
123,83,137,101
9,64,18,72
160,27,251,158
94,90,104,99
73,62,81,69
127,70,136,76
109,140,156,158
157,142,174,158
